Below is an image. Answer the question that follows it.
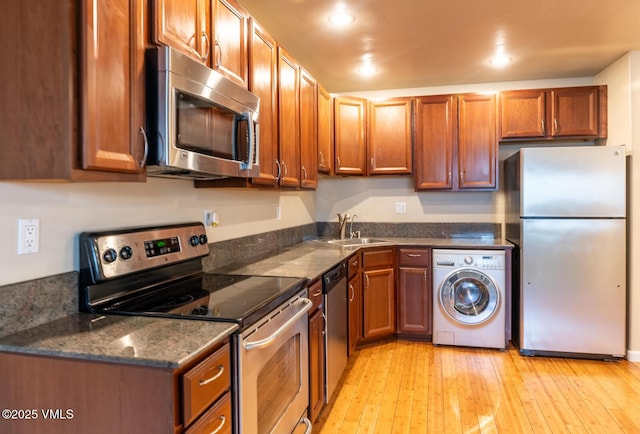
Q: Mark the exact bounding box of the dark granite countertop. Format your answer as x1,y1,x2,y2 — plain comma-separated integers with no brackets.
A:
0,313,238,369
213,236,513,281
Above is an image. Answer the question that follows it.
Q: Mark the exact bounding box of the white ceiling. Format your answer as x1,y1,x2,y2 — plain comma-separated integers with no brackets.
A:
237,0,640,93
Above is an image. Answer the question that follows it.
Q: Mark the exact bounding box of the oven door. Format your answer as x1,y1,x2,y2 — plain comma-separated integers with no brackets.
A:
235,291,312,434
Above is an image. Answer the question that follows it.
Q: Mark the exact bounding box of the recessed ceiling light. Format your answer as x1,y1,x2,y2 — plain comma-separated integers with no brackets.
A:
489,53,512,68
328,3,355,25
357,63,378,76
328,12,355,25
489,43,512,68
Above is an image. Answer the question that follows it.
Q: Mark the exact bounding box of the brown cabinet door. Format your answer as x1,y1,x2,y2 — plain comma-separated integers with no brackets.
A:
82,0,146,174
414,95,457,190
308,309,325,422
551,86,599,137
248,19,278,186
397,267,431,337
153,0,210,64
277,47,301,187
348,272,362,355
458,93,498,190
500,90,547,139
300,69,318,189
317,86,333,174
362,267,396,340
212,0,248,86
367,98,413,175
334,96,367,175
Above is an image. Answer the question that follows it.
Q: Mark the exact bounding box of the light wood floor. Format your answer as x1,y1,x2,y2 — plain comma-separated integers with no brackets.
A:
314,340,640,433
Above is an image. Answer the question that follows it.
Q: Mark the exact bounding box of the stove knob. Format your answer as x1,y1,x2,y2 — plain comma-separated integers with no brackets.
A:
103,248,117,263
189,235,199,246
120,246,133,260
199,234,208,245
464,256,473,265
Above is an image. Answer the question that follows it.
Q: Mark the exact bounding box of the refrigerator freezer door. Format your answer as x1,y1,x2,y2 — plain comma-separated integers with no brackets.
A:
520,145,626,218
520,218,626,357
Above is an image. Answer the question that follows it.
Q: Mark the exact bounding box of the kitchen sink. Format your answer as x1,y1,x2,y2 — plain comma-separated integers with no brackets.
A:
327,237,389,247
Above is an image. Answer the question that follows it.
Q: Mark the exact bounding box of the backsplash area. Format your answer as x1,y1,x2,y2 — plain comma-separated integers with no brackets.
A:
0,222,500,336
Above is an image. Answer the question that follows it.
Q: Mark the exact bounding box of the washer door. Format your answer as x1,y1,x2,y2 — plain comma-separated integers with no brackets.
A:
439,269,499,325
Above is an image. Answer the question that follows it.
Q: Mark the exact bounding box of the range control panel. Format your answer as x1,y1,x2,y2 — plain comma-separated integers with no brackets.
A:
79,222,209,281
433,250,505,270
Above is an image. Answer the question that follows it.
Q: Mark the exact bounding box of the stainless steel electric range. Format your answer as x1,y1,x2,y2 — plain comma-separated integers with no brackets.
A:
78,222,312,434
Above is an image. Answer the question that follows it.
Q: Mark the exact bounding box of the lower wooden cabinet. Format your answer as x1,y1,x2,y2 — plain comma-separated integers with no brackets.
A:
397,248,432,338
347,253,362,355
0,339,231,434
361,248,396,342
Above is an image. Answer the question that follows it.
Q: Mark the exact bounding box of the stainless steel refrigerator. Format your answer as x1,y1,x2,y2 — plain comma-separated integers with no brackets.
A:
505,145,627,359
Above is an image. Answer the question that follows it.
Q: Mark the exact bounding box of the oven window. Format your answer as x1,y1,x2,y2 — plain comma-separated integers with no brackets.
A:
175,91,235,159
257,334,301,434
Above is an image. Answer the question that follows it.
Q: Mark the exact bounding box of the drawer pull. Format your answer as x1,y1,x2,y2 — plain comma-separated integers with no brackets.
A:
406,253,422,258
312,289,322,297
210,415,226,434
198,365,225,386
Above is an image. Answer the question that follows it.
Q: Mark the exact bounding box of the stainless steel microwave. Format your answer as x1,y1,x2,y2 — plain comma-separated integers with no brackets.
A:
145,46,260,179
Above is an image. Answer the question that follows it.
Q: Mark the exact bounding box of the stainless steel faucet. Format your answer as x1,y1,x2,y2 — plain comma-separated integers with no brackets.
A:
350,214,359,238
337,213,349,239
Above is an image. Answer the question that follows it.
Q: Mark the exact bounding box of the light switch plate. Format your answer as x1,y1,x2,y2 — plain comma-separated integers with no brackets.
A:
394,202,407,214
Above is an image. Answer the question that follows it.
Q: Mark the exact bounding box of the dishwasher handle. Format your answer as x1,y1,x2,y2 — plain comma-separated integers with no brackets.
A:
323,262,347,293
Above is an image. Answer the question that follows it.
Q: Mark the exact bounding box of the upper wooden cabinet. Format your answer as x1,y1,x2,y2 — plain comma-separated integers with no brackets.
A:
248,19,279,187
212,0,249,86
277,47,301,187
334,96,367,175
153,0,248,86
458,93,498,189
300,69,318,189
317,87,334,174
499,86,607,141
414,93,497,191
0,0,146,181
367,98,413,175
153,0,211,65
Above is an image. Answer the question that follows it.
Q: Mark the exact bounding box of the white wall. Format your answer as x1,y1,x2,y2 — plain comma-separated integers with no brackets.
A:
595,51,640,361
0,178,315,286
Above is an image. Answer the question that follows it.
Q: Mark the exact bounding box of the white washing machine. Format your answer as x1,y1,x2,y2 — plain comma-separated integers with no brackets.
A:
432,249,506,349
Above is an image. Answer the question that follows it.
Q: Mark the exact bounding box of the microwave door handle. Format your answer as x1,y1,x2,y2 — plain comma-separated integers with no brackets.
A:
240,112,255,171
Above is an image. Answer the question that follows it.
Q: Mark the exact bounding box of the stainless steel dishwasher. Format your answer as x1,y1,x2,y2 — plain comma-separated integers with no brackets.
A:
323,261,348,403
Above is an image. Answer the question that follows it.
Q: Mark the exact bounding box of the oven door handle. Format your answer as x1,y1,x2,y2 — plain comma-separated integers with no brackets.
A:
243,298,312,350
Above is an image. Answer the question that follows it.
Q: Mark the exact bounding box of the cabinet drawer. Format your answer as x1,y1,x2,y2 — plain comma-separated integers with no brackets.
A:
185,392,232,434
362,248,394,269
183,344,231,427
398,248,430,267
308,279,323,313
348,253,361,279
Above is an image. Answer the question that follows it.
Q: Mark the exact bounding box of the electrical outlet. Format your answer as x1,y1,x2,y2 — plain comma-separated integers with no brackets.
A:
394,202,407,214
18,218,39,254
204,210,218,228
276,206,282,220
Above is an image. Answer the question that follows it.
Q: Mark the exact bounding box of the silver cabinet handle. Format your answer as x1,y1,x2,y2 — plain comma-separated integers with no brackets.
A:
319,151,325,166
448,172,452,186
138,126,148,168
198,365,224,386
312,288,322,297
321,312,327,336
349,283,355,302
282,160,288,177
554,118,559,134
214,40,221,68
365,273,369,289
201,31,210,64
275,159,281,181
337,156,341,169
406,253,422,258
370,157,374,170
541,119,545,135
210,415,226,434
243,298,312,350
302,165,308,181
298,417,312,434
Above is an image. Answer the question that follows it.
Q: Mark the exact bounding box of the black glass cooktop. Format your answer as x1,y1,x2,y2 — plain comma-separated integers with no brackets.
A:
97,273,308,330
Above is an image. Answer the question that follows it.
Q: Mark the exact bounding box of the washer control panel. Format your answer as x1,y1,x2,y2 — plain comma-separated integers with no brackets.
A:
433,250,505,270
